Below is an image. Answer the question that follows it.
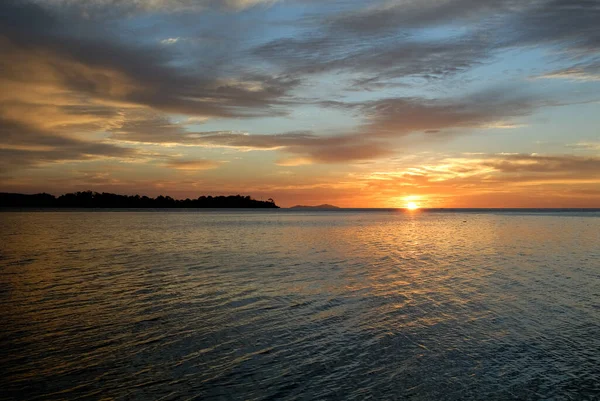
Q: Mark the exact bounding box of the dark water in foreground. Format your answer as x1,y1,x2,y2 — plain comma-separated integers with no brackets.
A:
1,210,599,400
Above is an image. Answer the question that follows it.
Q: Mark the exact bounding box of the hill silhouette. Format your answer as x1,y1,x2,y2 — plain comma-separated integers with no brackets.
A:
0,191,279,208
290,204,340,209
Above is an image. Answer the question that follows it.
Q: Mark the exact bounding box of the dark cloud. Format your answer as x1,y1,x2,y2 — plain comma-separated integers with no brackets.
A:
164,159,224,171
31,0,278,16
326,0,600,53
482,154,600,175
0,0,296,120
0,118,134,172
505,0,600,53
110,115,191,144
254,0,600,88
110,115,392,163
108,86,545,164
328,0,519,34
254,0,508,82
198,130,395,164
254,34,490,83
321,87,540,137
0,0,301,171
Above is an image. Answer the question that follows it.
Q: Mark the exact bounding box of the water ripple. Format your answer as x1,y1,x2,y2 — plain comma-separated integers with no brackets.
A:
1,211,599,400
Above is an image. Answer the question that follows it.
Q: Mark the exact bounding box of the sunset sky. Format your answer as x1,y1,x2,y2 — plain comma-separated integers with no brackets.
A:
1,0,599,207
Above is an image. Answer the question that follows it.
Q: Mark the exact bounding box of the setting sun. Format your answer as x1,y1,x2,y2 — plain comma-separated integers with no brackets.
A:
406,202,419,210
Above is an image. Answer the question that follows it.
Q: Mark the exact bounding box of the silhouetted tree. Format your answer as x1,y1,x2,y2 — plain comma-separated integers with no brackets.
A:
0,191,279,208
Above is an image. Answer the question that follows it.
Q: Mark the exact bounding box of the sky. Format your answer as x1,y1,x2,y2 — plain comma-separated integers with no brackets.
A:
1,0,599,207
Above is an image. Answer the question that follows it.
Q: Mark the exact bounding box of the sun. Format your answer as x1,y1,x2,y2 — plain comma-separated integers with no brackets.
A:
406,202,419,210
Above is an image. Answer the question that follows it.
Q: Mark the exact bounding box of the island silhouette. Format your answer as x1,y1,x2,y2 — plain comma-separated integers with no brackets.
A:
0,191,279,208
290,204,340,209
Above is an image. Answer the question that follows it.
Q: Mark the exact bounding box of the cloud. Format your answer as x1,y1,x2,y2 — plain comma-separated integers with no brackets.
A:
275,157,313,167
504,0,600,53
319,87,541,139
481,154,600,175
164,159,224,171
254,1,502,83
0,36,294,120
254,0,600,90
110,114,199,145
255,34,491,84
328,0,520,34
110,117,394,163
0,0,296,120
567,142,600,151
106,86,551,165
32,0,278,15
348,152,600,207
0,0,299,171
160,37,181,45
0,118,134,172
539,70,600,82
223,0,277,10
368,153,600,186
536,60,600,82
326,0,600,53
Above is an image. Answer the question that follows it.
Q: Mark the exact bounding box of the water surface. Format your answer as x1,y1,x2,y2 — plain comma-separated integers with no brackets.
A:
1,210,599,400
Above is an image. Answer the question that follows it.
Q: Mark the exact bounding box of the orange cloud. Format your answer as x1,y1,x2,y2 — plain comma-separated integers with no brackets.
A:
164,159,225,171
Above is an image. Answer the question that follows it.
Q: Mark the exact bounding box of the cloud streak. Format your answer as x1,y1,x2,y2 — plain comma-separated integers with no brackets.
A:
105,85,563,165
33,0,278,14
351,89,539,137
254,0,600,90
110,117,394,163
164,159,224,171
0,118,134,172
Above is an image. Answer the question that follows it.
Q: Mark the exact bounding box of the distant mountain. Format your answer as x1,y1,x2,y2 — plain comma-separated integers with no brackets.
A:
290,204,340,209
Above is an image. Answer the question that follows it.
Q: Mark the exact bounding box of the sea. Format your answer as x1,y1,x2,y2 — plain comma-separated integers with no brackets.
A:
1,209,599,400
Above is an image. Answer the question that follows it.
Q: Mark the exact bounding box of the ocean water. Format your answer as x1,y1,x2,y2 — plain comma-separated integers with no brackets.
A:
1,210,599,400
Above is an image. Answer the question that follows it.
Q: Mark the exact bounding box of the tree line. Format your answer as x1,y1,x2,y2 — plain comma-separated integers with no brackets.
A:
0,191,279,208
